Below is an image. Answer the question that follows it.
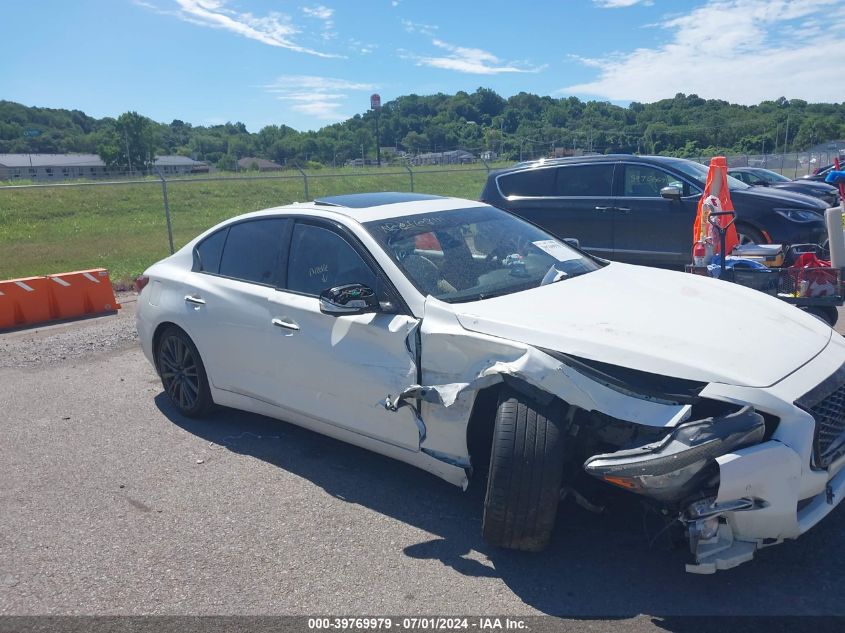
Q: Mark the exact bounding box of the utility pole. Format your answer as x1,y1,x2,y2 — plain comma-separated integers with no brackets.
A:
783,114,790,157
124,128,133,174
370,94,382,167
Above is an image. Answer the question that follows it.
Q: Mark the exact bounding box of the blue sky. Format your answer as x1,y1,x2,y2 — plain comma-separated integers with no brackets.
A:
1,0,843,132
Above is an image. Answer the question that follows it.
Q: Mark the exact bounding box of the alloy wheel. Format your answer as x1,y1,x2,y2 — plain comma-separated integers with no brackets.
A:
159,335,200,412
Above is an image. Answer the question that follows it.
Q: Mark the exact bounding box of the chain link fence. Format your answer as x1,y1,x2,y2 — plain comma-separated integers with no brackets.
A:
0,163,506,283
2,149,841,283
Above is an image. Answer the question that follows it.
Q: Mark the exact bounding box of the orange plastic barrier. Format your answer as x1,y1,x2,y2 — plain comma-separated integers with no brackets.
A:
0,268,120,331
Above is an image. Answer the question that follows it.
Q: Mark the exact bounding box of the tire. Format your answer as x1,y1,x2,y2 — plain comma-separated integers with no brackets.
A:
155,326,213,418
735,223,766,246
482,388,567,552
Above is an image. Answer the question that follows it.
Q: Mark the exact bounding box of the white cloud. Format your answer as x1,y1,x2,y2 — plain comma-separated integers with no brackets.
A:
147,0,342,57
564,0,845,104
349,38,377,55
401,19,438,36
410,39,545,75
593,0,653,7
301,5,333,20
302,4,336,40
262,75,376,121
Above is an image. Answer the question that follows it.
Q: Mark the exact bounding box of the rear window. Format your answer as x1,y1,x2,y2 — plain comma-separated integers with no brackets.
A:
193,228,227,273
554,164,614,196
497,163,614,198
218,218,289,285
497,168,555,197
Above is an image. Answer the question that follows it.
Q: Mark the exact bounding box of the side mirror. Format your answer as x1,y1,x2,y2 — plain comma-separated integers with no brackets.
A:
563,237,580,249
319,283,380,316
660,185,682,200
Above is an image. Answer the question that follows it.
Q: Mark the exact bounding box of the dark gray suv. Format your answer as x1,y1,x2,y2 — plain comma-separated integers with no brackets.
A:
480,155,829,267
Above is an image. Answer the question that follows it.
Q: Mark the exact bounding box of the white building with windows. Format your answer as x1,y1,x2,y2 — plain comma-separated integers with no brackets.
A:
0,154,207,180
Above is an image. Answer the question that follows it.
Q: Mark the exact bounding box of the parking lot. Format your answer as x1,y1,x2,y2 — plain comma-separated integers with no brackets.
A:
2,296,845,620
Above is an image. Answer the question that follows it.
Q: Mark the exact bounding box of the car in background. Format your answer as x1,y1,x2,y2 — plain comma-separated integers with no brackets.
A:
728,167,839,206
800,162,843,183
481,155,829,267
136,192,845,573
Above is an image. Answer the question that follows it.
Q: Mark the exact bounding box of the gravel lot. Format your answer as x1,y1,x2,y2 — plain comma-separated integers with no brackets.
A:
2,298,845,623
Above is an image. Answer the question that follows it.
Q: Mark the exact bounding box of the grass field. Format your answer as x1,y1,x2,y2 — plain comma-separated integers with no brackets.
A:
0,164,507,283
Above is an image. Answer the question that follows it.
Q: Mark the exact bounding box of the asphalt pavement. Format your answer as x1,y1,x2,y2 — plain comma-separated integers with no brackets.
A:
1,298,845,625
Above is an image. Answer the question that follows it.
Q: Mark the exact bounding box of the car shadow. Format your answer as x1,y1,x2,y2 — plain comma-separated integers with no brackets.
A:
156,395,845,620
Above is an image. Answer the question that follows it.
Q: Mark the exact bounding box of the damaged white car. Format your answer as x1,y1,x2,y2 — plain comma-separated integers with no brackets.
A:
136,192,845,573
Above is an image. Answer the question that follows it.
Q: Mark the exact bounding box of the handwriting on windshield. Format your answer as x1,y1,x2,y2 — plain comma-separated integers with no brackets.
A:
378,216,445,233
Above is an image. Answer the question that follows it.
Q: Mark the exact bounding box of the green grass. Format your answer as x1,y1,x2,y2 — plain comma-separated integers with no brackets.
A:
0,164,507,283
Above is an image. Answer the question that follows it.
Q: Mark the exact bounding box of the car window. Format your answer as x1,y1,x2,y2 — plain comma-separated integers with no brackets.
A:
193,227,228,273
218,218,289,285
623,165,684,197
287,223,379,296
497,168,555,197
554,164,614,196
364,206,604,303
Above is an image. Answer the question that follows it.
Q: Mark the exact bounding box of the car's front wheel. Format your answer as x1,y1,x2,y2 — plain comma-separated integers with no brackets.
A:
156,326,213,418
482,388,567,552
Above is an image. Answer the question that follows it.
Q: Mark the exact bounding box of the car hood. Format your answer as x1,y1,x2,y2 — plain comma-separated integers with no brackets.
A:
732,185,828,210
453,263,831,388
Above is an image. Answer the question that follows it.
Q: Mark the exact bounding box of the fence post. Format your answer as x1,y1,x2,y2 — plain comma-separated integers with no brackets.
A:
404,163,414,192
157,170,175,255
296,166,310,200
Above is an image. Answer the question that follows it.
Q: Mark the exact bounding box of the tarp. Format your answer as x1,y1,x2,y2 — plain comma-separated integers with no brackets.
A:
693,156,740,255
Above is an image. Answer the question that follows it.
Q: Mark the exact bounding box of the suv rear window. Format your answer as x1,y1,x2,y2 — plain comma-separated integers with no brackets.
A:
554,164,614,196
497,168,555,197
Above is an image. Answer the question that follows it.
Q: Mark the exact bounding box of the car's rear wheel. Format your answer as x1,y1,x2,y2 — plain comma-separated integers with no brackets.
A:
156,326,212,418
735,223,766,246
482,388,567,552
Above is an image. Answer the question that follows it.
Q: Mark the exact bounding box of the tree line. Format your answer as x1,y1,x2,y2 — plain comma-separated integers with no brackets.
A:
1,90,843,170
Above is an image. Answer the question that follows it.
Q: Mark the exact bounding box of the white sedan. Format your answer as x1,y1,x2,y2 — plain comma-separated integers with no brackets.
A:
136,192,845,573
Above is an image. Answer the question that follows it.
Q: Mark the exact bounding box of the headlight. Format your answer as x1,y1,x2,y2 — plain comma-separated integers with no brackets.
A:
584,406,765,502
775,208,823,223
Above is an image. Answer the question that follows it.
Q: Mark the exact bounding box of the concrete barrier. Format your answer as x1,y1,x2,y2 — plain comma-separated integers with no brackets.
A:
0,268,120,331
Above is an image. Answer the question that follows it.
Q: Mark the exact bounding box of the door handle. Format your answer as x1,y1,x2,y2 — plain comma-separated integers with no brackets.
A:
615,207,632,214
594,206,613,212
184,294,206,305
272,317,300,331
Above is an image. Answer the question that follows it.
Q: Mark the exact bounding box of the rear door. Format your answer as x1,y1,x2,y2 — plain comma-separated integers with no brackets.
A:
495,162,616,258
611,163,699,267
181,217,292,402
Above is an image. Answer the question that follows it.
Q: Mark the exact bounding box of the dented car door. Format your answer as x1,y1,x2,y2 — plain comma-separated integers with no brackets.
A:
267,220,423,451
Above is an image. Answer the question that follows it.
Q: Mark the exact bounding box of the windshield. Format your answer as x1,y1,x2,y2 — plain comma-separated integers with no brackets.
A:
364,206,603,303
667,159,750,190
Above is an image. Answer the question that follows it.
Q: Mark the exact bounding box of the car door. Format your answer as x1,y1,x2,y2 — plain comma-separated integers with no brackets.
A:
495,163,616,258
267,219,422,451
611,163,699,267
181,217,292,403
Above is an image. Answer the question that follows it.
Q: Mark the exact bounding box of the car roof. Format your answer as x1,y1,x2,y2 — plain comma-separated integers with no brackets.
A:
313,192,445,208
497,154,691,173
220,193,489,225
